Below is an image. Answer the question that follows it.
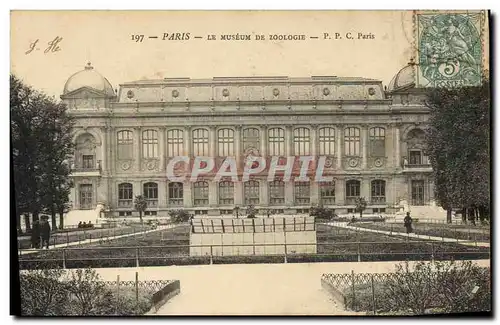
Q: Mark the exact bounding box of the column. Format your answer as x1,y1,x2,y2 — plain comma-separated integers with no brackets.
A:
336,178,344,205
234,181,243,206
362,178,371,202
311,125,318,157
209,126,217,157
285,126,293,156
183,180,192,208
260,125,268,157
310,182,319,205
285,180,294,206
362,125,368,169
159,127,165,171
158,179,167,209
184,126,192,157
100,127,107,172
336,127,343,169
134,127,141,171
394,123,401,168
235,125,242,165
209,181,218,207
260,179,269,206
109,127,115,174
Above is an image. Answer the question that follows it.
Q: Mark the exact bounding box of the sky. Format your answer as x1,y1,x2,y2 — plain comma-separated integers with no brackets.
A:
10,11,441,97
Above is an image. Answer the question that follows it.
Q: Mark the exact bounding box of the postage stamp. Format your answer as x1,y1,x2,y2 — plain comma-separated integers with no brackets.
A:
414,10,487,88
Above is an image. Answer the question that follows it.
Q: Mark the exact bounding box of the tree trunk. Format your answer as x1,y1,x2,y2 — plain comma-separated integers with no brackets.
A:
360,210,363,219
24,214,31,232
59,210,64,230
139,211,143,223
462,208,467,224
51,209,57,232
33,211,39,223
16,212,22,235
446,209,452,223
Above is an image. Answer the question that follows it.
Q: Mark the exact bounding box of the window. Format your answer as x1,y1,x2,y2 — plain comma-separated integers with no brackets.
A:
293,128,310,155
192,128,209,156
118,183,133,207
371,180,386,203
345,180,360,205
319,127,335,155
296,209,310,214
217,128,234,156
268,128,285,156
369,127,385,157
344,127,360,156
219,181,234,205
142,129,158,158
372,208,386,213
193,181,209,206
320,181,335,205
143,182,158,207
411,180,425,206
145,211,157,216
347,208,355,214
168,182,183,206
194,210,208,215
409,150,422,165
119,211,132,217
244,180,260,205
167,129,184,157
82,155,95,169
294,181,310,205
269,180,285,205
220,209,233,215
117,130,133,160
243,128,260,151
79,184,93,209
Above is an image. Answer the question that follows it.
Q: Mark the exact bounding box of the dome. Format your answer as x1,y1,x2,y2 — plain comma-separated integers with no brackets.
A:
387,59,416,92
63,62,115,97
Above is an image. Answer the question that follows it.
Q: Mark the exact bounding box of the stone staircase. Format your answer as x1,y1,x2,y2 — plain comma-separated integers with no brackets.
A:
65,204,105,227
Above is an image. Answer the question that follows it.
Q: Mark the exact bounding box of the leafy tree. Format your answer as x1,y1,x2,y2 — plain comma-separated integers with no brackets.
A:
168,209,191,223
233,205,240,218
133,195,147,223
355,197,367,218
246,204,257,218
425,82,490,223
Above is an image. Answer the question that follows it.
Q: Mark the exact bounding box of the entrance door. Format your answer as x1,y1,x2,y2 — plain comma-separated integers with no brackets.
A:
411,180,425,206
79,184,93,209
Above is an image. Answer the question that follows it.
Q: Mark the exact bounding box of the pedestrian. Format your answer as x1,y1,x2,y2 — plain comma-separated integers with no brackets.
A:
404,212,413,234
31,219,41,249
41,218,51,249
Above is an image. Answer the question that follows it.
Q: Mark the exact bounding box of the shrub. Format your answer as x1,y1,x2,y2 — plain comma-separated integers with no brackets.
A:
246,204,257,218
20,268,69,315
169,210,191,224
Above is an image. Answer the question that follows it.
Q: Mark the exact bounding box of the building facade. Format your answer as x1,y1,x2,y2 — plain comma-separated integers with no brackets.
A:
62,62,434,217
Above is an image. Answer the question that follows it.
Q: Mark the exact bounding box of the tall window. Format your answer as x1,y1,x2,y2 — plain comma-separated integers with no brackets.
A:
193,181,209,206
294,181,310,205
371,180,386,203
411,180,425,206
369,127,385,157
268,128,285,156
219,181,234,205
142,129,159,158
293,128,310,155
269,180,285,205
118,183,133,207
79,184,93,209
319,127,335,155
243,128,260,151
167,129,184,157
143,182,158,207
218,128,234,156
192,128,209,156
320,181,335,205
344,127,360,156
244,180,260,205
82,155,95,169
409,150,423,165
345,180,360,205
117,130,133,160
168,182,183,206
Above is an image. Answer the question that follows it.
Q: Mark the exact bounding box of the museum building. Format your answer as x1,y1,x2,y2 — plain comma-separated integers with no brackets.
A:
62,62,435,218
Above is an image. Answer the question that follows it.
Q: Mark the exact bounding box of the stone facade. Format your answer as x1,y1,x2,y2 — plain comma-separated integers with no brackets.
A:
62,62,434,217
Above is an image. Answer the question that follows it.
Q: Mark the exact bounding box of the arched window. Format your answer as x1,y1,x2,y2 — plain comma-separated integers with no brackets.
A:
319,127,335,155
320,181,335,205
217,128,234,156
293,127,310,155
244,180,260,205
369,127,386,157
243,128,260,151
143,182,158,207
168,182,183,206
118,183,133,207
142,129,158,158
294,181,310,205
193,181,209,206
344,127,360,156
167,129,184,157
219,181,234,205
192,128,209,156
117,130,133,160
269,180,285,205
371,180,386,203
268,128,285,156
345,180,360,205
75,133,97,170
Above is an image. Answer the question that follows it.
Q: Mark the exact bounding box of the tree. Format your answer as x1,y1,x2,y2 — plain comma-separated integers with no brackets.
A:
233,205,240,218
355,197,367,218
425,82,490,223
133,195,147,223
246,204,257,218
168,209,191,223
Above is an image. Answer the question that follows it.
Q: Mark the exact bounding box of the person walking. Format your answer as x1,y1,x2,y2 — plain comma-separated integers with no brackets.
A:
404,212,413,234
40,218,51,249
31,219,41,249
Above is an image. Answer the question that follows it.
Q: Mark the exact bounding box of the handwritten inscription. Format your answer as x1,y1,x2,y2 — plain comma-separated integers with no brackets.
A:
25,36,63,55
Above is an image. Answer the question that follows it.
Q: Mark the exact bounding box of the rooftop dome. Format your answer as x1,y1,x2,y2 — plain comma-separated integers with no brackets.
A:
63,62,115,96
387,59,416,92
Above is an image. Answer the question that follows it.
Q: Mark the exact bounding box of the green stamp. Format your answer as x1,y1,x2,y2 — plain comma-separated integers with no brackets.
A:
416,12,483,88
